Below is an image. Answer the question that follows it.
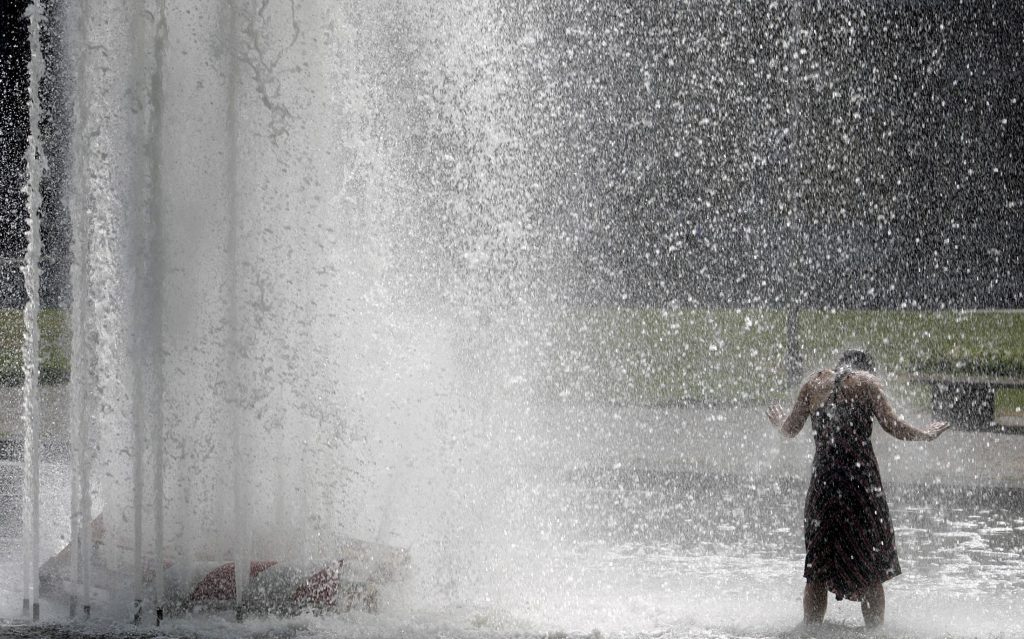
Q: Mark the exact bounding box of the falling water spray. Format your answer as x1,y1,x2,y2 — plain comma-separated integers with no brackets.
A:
43,0,558,624
20,0,48,623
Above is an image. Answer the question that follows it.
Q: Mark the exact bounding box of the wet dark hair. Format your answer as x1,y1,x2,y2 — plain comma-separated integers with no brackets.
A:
838,349,875,373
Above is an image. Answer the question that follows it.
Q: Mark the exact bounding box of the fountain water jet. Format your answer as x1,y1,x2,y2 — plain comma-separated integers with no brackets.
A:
19,0,49,623
40,0,555,623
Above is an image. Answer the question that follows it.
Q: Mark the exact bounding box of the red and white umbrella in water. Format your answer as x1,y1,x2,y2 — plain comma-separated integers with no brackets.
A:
183,558,384,613
39,515,411,616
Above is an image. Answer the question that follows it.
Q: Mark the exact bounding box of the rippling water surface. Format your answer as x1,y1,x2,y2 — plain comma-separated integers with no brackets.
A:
3,461,1024,639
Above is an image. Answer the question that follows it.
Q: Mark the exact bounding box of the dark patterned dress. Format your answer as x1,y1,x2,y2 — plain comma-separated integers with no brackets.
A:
803,371,901,600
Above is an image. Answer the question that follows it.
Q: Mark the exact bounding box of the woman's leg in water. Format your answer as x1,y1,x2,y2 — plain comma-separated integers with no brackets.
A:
861,583,885,628
803,581,827,624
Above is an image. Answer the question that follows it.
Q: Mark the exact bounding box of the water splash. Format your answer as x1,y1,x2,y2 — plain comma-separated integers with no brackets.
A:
56,0,556,620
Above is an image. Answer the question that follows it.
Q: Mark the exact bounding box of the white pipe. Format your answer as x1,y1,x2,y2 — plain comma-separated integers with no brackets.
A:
127,0,151,617
150,0,169,619
224,0,251,615
68,0,97,614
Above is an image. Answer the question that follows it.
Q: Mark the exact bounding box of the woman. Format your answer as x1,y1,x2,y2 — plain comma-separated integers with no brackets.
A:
767,349,950,628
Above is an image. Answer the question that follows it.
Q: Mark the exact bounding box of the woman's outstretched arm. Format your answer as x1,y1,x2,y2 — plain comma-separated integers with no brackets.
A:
867,380,950,441
767,374,821,438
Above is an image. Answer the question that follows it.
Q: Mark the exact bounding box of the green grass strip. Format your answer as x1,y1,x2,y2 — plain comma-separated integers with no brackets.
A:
0,308,70,385
0,305,1020,416
542,307,1024,411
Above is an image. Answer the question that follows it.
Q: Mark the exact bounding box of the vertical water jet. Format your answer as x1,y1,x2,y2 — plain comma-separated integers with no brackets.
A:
20,0,47,621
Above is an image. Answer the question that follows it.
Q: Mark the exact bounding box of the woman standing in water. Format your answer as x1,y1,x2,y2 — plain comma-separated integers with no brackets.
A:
767,349,950,628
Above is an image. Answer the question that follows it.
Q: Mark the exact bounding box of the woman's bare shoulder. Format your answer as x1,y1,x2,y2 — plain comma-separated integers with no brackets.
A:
844,370,884,399
798,369,835,407
804,369,834,391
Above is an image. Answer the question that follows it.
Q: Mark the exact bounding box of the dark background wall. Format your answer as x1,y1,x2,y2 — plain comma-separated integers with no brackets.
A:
0,0,1021,310
0,0,68,308
523,0,1024,309
0,1,31,305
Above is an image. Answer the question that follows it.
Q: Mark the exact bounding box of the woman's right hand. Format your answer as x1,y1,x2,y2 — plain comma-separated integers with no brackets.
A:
919,420,951,441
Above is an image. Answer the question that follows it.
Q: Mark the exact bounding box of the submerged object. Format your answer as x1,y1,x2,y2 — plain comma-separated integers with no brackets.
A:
38,515,410,617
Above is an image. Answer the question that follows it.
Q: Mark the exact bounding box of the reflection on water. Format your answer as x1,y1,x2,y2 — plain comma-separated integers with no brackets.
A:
895,497,1024,602
565,467,1024,588
539,468,1024,637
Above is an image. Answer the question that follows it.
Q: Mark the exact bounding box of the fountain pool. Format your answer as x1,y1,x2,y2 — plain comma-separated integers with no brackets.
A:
2,1,1023,638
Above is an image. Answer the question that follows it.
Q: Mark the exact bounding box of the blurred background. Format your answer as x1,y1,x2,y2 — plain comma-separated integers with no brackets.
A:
5,1,1020,409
